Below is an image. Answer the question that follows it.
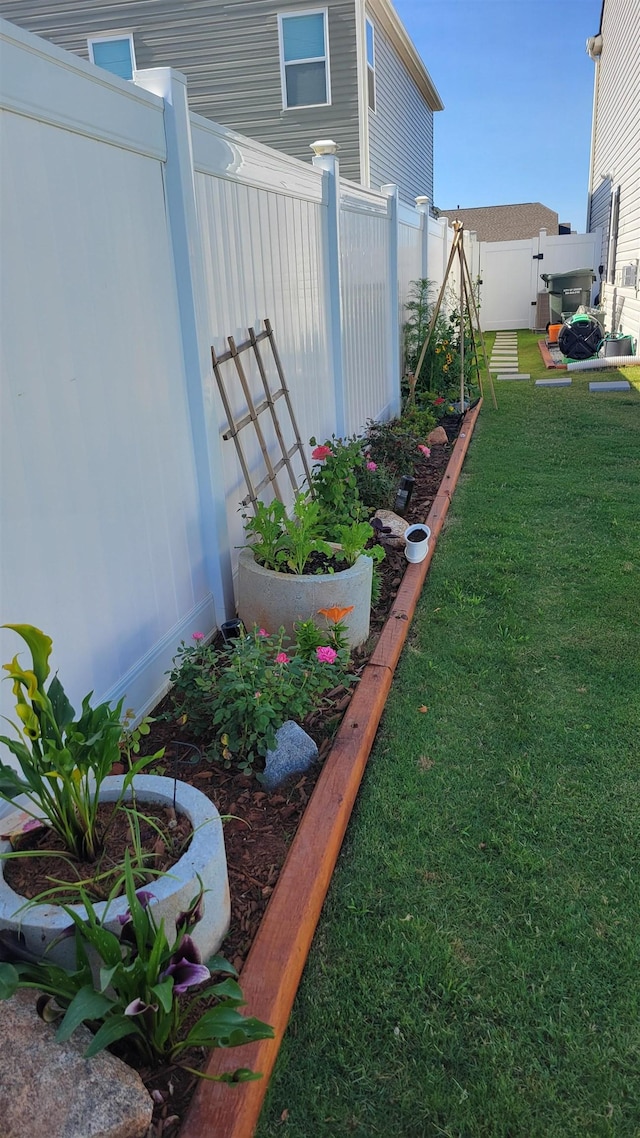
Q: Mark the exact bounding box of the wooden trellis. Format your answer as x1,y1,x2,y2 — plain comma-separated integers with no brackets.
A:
211,318,313,511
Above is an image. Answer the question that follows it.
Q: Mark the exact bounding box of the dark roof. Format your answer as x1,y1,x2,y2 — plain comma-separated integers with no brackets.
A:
437,202,560,242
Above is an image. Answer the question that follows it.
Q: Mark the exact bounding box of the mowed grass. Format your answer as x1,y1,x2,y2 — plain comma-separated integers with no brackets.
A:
257,342,640,1138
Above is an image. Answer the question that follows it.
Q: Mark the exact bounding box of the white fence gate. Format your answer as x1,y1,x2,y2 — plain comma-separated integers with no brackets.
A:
478,229,602,331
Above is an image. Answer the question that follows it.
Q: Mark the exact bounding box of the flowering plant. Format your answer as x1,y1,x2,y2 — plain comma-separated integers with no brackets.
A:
308,435,367,531
0,857,273,1076
168,627,354,774
0,625,159,862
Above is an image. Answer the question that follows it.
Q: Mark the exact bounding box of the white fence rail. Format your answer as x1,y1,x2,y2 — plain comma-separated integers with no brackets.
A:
0,19,449,736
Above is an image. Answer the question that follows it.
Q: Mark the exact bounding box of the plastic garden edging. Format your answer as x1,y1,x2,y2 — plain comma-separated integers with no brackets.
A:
179,399,484,1138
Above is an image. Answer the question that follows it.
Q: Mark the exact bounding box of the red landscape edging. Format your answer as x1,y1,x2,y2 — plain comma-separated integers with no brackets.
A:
180,398,483,1138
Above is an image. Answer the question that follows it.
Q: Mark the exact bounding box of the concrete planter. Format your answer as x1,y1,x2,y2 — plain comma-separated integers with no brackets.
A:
236,548,373,648
0,775,230,970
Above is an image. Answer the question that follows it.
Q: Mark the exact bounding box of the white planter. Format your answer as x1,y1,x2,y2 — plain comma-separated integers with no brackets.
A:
236,547,373,648
404,524,431,564
0,776,230,970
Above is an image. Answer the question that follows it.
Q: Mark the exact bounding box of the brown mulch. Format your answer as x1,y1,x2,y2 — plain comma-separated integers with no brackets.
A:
4,802,192,902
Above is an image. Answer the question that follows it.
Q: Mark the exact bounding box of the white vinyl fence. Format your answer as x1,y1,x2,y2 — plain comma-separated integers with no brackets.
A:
0,19,452,736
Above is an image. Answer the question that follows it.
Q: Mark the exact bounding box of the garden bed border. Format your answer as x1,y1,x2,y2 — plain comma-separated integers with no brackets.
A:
180,399,483,1138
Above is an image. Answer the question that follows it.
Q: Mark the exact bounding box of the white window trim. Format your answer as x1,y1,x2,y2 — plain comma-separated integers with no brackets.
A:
277,8,332,110
365,16,376,114
87,32,137,77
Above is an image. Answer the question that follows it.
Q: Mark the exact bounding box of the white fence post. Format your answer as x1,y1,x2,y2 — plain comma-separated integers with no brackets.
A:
382,183,401,416
311,140,346,437
134,67,234,622
415,196,430,280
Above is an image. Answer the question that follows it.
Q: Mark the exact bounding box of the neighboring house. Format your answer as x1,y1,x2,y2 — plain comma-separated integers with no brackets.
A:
437,203,564,243
0,0,443,205
586,0,640,343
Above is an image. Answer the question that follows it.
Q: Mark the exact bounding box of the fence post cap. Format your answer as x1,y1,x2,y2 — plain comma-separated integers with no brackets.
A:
310,139,338,155
415,196,430,207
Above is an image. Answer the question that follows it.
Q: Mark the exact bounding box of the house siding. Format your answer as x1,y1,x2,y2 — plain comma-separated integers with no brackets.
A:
0,0,362,181
588,0,640,341
366,7,433,205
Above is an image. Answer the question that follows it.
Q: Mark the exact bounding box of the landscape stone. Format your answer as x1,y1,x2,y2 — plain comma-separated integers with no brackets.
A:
535,379,572,387
588,380,631,392
426,425,448,446
374,508,410,548
496,373,530,381
261,721,319,791
0,990,153,1138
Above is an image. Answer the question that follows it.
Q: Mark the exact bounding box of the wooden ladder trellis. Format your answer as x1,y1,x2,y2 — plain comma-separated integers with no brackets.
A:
211,318,313,511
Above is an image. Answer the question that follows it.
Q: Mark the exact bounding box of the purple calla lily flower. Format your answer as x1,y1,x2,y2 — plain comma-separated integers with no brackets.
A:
160,934,210,995
175,886,205,935
117,890,155,926
124,998,158,1017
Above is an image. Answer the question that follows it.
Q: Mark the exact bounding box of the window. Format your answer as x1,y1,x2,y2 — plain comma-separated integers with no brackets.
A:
88,35,136,80
366,18,376,111
278,10,330,108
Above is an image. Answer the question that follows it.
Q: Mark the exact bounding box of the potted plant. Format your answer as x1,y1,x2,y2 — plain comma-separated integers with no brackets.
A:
0,625,230,966
237,492,382,648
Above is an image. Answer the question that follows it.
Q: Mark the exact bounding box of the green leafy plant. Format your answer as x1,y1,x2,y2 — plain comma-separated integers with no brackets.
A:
309,436,367,533
363,418,423,477
242,499,287,571
334,522,385,569
278,492,333,574
0,625,159,862
353,458,397,511
243,493,332,575
0,856,273,1076
168,627,355,774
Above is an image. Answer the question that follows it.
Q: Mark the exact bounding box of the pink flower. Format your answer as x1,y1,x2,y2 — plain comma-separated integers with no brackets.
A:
254,691,262,699
275,652,290,664
311,444,332,461
192,631,204,641
418,445,431,458
434,397,445,405
258,628,268,637
366,461,377,472
316,646,337,665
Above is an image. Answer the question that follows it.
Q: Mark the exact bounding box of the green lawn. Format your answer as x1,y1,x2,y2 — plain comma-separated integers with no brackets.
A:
257,336,640,1138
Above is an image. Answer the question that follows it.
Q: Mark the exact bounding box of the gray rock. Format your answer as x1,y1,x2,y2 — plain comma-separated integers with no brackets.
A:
261,721,319,791
496,373,530,381
373,509,409,549
535,379,572,387
0,990,153,1138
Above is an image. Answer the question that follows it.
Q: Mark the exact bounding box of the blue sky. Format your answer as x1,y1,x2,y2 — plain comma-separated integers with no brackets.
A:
393,0,602,231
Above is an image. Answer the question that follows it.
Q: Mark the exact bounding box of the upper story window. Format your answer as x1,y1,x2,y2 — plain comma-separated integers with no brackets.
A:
278,10,331,108
366,18,376,111
88,34,136,80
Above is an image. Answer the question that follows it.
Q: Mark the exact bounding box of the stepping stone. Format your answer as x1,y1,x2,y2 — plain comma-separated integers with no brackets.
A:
496,373,530,381
535,379,571,387
588,380,631,392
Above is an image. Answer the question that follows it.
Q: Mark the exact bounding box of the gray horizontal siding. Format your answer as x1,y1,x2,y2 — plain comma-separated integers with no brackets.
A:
1,0,361,180
588,175,612,271
366,7,433,206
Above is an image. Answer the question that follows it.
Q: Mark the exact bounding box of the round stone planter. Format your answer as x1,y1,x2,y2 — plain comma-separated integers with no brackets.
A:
0,775,230,970
236,548,374,648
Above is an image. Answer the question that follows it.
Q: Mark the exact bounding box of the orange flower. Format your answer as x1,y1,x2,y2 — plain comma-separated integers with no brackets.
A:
317,606,354,624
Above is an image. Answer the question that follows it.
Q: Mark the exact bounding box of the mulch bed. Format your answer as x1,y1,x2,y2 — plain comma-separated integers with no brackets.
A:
142,442,453,977
140,443,455,1133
